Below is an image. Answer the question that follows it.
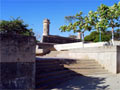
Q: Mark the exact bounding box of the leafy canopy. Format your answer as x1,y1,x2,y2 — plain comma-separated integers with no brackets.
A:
59,2,120,41
0,17,34,36
59,11,92,33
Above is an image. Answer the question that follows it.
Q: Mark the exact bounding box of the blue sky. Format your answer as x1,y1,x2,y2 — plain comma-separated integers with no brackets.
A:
0,0,119,39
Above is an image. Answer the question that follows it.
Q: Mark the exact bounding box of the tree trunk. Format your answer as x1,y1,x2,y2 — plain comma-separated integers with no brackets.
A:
83,32,84,42
77,32,82,40
99,30,101,42
112,27,114,45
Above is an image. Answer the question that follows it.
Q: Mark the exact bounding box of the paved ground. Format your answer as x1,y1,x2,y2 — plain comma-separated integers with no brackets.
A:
52,74,120,90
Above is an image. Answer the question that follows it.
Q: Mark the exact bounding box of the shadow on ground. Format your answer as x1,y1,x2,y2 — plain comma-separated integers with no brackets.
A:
53,75,109,90
36,57,109,90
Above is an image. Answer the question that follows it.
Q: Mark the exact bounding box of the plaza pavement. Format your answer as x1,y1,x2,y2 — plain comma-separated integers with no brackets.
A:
52,74,120,90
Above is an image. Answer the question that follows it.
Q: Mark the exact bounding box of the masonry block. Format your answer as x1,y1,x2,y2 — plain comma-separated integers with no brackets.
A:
0,34,36,89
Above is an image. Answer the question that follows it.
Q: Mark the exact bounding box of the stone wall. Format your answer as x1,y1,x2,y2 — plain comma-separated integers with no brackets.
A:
36,43,55,55
54,42,108,51
68,46,120,74
117,46,120,73
42,35,81,44
0,34,36,89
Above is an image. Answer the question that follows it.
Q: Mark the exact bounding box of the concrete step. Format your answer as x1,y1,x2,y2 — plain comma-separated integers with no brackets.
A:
36,66,108,76
43,51,70,58
36,71,75,84
36,59,61,63
44,51,60,57
36,75,74,89
36,63,101,68
36,70,78,89
63,63,101,66
74,72,109,76
64,63,103,67
36,68,65,74
36,64,63,68
64,62,99,65
36,59,98,64
36,64,102,70
36,69,72,78
64,66,104,70
36,65,104,74
36,67,107,75
69,69,108,74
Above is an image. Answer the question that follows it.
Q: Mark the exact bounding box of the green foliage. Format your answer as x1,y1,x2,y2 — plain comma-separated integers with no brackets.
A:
60,2,120,41
0,17,34,36
85,29,120,42
59,11,92,40
84,31,111,42
97,2,120,40
114,29,120,40
61,11,92,33
84,31,98,42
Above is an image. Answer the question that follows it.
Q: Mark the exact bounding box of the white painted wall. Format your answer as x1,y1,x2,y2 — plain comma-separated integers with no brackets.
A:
114,41,120,46
54,42,108,51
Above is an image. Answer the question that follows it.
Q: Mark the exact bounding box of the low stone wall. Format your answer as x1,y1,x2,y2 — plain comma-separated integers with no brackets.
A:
68,46,120,74
41,35,81,44
117,47,120,73
0,34,36,89
114,41,120,46
36,43,55,55
54,42,108,51
37,42,55,49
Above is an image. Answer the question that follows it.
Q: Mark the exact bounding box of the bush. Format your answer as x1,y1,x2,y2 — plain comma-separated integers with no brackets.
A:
0,17,34,36
84,31,111,42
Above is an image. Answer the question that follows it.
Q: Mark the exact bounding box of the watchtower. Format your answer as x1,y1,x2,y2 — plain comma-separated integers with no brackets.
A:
43,19,50,36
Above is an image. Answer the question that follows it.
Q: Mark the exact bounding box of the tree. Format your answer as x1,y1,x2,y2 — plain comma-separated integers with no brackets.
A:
0,17,34,36
59,11,92,41
59,2,120,42
84,30,120,42
88,4,109,42
107,3,120,42
84,31,111,42
114,29,120,40
88,3,120,42
60,11,83,40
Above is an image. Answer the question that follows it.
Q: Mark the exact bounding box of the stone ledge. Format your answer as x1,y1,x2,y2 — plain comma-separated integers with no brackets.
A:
0,34,36,62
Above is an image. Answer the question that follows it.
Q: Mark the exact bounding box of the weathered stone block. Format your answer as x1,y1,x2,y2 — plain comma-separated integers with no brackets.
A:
0,34,36,89
42,35,81,44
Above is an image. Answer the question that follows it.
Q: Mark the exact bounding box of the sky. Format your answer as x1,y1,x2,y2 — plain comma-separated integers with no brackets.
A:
0,0,119,39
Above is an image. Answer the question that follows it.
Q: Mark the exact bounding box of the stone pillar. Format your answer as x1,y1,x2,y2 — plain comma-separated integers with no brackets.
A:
0,34,36,89
43,19,50,36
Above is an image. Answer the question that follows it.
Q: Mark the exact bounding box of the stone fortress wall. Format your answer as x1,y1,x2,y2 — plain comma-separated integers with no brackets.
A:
42,35,81,44
0,34,36,89
41,19,81,44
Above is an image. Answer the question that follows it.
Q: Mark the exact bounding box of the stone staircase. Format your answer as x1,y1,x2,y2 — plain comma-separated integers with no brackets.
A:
64,60,108,75
35,56,109,89
35,58,77,89
42,51,69,58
